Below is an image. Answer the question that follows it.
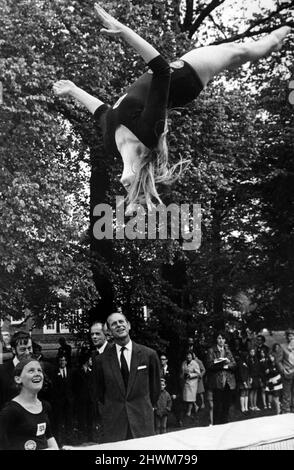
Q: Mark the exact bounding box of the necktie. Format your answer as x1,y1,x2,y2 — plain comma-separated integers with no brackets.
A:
120,346,129,388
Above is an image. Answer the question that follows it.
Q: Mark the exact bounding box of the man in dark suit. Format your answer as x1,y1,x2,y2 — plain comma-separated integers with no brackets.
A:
89,321,112,440
95,312,161,443
0,331,33,410
73,350,95,443
52,355,74,445
56,337,72,367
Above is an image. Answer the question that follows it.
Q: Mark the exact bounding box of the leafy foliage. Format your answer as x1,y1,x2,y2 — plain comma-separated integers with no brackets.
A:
1,0,293,351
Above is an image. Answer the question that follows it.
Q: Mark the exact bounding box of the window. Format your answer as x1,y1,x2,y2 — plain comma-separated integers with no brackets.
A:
43,322,57,334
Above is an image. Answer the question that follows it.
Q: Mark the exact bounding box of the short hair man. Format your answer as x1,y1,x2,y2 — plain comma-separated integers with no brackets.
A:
89,321,112,439
52,355,74,445
90,322,110,359
95,312,161,443
57,337,72,367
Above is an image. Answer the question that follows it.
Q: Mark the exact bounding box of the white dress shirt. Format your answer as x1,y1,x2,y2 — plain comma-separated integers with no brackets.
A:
98,341,108,354
13,356,19,367
59,367,67,378
115,340,132,371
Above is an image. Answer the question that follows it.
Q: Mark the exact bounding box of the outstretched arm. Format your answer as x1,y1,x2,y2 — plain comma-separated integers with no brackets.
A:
94,3,160,64
53,80,104,115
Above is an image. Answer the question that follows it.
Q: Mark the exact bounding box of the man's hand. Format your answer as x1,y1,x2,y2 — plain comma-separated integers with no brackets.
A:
94,3,124,36
53,80,76,96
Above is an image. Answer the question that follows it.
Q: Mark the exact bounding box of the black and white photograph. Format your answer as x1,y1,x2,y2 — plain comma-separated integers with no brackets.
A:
0,0,294,461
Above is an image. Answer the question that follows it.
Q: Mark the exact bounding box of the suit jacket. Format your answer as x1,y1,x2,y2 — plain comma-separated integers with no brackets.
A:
0,360,16,410
52,367,74,410
95,341,161,443
72,366,95,417
206,344,236,390
91,342,112,404
91,342,112,369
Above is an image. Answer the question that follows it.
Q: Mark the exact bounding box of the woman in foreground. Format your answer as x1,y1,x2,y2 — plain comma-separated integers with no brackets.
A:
0,357,58,450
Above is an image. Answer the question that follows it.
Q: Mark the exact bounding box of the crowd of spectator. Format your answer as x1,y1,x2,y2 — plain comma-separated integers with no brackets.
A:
158,328,293,428
0,325,293,449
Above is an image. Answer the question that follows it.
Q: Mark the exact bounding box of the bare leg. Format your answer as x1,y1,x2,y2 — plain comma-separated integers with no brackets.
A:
181,26,291,87
186,402,193,416
249,389,254,409
261,388,267,408
244,393,248,412
274,396,281,415
240,394,245,412
207,392,213,424
155,415,160,434
253,390,258,409
161,415,168,433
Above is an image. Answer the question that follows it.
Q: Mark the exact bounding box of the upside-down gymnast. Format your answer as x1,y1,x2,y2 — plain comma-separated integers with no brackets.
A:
53,4,290,213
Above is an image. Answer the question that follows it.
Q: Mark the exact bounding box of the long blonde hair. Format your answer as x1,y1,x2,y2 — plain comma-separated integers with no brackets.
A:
125,127,188,214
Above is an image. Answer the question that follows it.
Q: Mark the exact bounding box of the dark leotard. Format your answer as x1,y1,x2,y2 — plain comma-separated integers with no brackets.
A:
93,55,203,157
0,400,53,450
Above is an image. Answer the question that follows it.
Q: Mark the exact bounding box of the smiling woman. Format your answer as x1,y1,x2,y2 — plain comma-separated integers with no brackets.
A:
0,358,58,450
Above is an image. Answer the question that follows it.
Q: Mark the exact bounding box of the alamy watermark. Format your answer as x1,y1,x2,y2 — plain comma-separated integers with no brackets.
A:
93,196,201,251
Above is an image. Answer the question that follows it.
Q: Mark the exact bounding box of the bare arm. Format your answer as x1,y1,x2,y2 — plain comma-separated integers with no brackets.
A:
94,3,160,64
53,80,104,115
46,437,59,449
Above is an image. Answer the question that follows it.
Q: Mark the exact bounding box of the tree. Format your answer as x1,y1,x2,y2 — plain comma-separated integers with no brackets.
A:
1,0,293,345
0,0,98,326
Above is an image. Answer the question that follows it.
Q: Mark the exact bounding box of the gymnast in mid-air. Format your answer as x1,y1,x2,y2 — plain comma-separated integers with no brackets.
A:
53,4,290,213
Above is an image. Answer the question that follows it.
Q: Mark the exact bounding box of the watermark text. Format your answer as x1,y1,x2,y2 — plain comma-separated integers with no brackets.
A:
93,196,201,251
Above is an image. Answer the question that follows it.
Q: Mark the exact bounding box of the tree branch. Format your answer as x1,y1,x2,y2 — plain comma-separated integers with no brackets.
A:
188,0,226,38
187,0,294,43
183,0,194,29
242,0,294,35
210,22,292,45
208,13,228,39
